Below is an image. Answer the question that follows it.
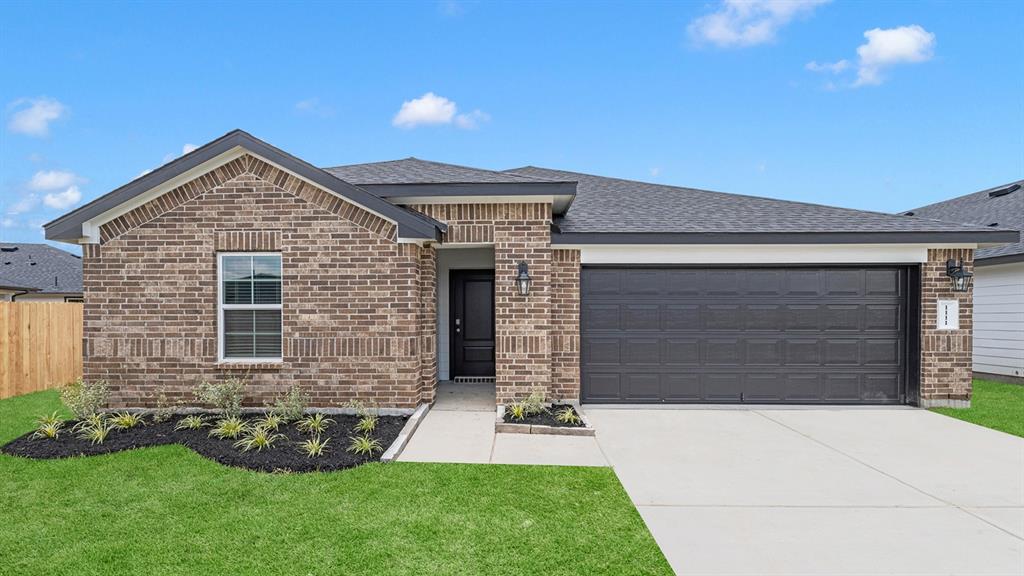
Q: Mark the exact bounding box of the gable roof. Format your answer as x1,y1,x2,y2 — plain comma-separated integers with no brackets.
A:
0,243,82,294
326,157,558,185
507,166,1020,245
904,180,1024,264
44,130,444,243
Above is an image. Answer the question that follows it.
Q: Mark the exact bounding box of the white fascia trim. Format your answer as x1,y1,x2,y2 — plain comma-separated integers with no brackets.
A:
572,244,979,265
388,195,557,206
80,147,404,243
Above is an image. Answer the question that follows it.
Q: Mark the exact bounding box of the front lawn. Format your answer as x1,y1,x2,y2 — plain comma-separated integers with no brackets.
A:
931,378,1024,438
0,390,670,576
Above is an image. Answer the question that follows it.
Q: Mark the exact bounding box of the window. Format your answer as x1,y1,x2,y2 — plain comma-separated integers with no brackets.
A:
218,253,282,361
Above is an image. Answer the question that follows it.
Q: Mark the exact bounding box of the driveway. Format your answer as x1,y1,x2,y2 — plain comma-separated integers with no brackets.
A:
586,406,1024,576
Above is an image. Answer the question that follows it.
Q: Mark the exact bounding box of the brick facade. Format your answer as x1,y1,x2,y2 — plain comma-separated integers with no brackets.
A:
84,154,436,409
550,249,581,401
919,248,974,407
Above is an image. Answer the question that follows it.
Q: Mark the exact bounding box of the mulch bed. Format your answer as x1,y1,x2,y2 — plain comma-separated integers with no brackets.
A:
1,412,408,473
502,404,586,427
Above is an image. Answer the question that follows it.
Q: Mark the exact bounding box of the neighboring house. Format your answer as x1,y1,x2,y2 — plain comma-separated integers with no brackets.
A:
0,243,83,302
43,130,1017,409
906,181,1024,383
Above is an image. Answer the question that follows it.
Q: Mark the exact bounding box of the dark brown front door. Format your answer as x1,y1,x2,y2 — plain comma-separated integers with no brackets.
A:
451,270,495,377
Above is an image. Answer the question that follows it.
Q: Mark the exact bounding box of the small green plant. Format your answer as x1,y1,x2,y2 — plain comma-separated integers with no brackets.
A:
31,421,62,440
299,435,330,458
506,402,527,421
272,385,308,422
296,413,334,434
150,386,179,423
35,411,63,428
194,377,246,418
71,413,107,434
523,390,547,416
234,426,285,452
346,399,378,419
346,434,383,456
209,416,247,439
255,413,285,431
60,378,110,419
109,411,145,430
354,415,378,434
175,415,209,431
555,406,582,425
75,419,113,444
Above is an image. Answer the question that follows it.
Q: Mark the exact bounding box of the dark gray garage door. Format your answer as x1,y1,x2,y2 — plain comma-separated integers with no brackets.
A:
581,267,908,404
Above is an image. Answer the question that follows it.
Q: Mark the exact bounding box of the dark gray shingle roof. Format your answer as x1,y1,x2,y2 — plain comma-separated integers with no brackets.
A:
905,180,1024,261
325,158,563,185
506,166,1009,237
0,243,82,294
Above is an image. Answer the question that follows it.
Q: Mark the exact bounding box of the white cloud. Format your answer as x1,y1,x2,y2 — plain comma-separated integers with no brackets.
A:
42,185,82,209
1,217,15,228
393,92,457,128
805,59,850,74
854,25,935,86
649,167,661,178
28,170,81,191
454,109,491,130
7,97,67,137
182,143,199,155
7,194,39,215
688,0,829,48
295,97,335,118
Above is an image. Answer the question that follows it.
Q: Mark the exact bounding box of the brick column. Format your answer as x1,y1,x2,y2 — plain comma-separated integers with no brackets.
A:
550,249,581,401
418,245,438,403
920,248,974,408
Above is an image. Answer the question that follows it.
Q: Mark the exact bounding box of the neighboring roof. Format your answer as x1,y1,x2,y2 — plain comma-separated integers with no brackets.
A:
904,180,1024,264
0,243,82,294
506,166,1020,245
326,157,559,185
44,130,444,243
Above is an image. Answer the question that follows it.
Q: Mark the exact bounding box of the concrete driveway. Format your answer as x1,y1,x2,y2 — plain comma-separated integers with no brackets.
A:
586,406,1024,576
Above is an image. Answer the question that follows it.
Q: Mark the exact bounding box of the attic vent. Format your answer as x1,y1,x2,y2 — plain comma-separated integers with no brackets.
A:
0,246,18,252
902,211,915,216
989,184,1021,198
988,222,999,227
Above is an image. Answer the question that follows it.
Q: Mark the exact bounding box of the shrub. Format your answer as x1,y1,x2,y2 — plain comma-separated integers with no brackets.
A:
506,402,527,421
109,411,145,430
71,414,106,434
35,412,63,428
60,378,109,419
31,421,62,440
234,426,285,452
346,400,378,419
255,413,285,431
347,434,383,456
299,435,329,458
523,390,547,416
209,417,247,439
194,377,246,418
296,413,334,435
272,385,308,422
555,406,582,425
150,386,178,423
175,415,209,431
354,415,377,434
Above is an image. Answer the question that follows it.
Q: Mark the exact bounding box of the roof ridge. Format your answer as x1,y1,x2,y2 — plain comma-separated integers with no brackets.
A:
325,157,564,183
904,178,1024,214
514,166,1001,233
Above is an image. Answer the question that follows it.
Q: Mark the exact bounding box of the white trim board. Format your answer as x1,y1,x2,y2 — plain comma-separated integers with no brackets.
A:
574,244,978,265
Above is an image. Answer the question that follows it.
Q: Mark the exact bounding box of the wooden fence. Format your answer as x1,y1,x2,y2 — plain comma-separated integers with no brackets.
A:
0,302,83,400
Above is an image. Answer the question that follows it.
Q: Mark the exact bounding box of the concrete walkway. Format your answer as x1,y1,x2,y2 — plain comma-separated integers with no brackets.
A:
586,406,1024,576
398,382,607,466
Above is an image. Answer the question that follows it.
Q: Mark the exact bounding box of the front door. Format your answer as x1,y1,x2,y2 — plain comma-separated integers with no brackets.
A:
451,270,495,378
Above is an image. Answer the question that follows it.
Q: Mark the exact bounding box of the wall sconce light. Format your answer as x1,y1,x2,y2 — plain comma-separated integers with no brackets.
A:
515,261,532,296
945,259,973,293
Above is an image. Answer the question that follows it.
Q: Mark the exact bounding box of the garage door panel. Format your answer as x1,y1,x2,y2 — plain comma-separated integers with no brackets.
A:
581,267,907,404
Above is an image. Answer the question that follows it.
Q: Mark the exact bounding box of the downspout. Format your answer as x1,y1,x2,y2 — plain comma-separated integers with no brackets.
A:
9,289,32,301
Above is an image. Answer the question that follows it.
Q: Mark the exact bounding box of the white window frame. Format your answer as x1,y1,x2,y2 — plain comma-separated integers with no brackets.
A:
217,252,283,363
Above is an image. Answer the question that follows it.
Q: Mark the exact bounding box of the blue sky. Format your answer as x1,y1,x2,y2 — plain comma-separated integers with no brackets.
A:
2,0,1022,247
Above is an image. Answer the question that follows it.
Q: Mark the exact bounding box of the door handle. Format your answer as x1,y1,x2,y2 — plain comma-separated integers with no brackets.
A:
455,317,461,334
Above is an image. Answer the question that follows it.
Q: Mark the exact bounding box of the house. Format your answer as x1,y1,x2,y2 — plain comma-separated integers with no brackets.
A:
43,130,1018,409
905,181,1024,383
0,243,83,302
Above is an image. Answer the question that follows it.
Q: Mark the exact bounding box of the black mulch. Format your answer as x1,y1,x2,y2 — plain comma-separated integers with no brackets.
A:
1,412,408,473
502,404,586,427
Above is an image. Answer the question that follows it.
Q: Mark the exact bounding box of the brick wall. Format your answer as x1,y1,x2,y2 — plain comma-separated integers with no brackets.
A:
919,248,974,407
84,154,435,409
550,249,581,401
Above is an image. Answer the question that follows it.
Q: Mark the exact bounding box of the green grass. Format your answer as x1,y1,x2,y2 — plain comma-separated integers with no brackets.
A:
0,390,670,576
931,379,1024,438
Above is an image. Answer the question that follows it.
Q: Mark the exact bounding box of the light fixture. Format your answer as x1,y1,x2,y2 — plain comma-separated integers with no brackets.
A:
515,261,532,296
945,259,973,293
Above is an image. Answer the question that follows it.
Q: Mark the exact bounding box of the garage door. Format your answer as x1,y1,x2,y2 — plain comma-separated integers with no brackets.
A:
581,267,908,404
